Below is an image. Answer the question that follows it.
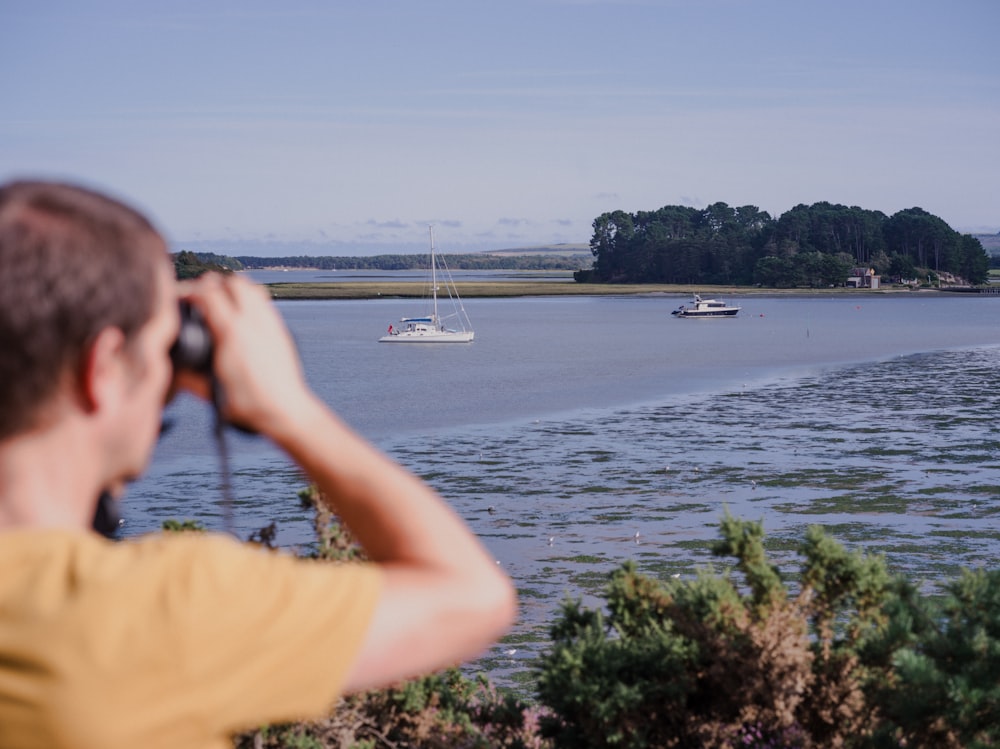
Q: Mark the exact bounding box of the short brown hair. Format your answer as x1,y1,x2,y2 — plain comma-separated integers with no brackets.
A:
0,180,167,439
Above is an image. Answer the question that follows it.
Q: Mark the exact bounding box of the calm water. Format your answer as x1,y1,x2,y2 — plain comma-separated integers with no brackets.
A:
125,292,1000,690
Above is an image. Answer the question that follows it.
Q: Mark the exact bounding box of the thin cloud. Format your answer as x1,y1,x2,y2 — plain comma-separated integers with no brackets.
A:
366,219,409,230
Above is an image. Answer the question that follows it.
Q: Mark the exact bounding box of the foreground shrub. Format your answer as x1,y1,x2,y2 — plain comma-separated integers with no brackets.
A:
536,512,1000,748
867,567,1000,748
233,670,547,749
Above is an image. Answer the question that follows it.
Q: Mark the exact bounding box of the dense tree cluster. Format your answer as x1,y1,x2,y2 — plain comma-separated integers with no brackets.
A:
172,250,237,279
582,202,989,287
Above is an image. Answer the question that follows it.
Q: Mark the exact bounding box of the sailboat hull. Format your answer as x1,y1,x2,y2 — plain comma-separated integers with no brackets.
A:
379,329,474,343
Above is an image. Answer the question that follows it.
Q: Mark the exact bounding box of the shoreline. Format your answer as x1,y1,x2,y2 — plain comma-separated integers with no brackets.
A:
265,280,948,300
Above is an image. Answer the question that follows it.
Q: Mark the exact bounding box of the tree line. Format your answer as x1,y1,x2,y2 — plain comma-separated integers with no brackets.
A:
580,202,989,286
187,252,589,272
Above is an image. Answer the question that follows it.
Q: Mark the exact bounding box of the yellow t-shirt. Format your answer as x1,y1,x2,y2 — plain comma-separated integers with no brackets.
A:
0,529,382,749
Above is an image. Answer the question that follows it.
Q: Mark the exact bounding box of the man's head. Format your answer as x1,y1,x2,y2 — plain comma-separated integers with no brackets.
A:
0,180,170,441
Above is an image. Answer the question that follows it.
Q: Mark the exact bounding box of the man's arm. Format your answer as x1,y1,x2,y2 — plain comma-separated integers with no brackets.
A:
183,274,517,692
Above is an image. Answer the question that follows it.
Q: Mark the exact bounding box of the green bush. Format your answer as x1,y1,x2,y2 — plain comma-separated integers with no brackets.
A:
867,567,1000,748
234,669,545,749
536,511,1000,748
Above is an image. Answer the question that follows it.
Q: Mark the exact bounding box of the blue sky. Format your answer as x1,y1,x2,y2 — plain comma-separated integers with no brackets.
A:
2,0,998,255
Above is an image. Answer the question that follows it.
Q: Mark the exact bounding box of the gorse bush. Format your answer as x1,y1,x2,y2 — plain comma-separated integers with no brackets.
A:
232,669,547,749
866,567,1000,748
537,511,1000,748
168,493,999,747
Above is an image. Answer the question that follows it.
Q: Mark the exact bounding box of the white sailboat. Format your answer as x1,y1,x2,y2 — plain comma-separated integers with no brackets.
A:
379,227,475,343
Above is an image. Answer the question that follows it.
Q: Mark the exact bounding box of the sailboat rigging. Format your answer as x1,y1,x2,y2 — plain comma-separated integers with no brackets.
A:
379,226,475,343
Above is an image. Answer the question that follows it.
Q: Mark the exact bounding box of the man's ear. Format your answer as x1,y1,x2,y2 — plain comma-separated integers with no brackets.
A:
78,327,127,414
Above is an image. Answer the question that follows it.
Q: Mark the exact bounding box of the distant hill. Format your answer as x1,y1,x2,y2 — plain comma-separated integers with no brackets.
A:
975,233,1000,254
172,238,591,258
484,243,590,257
192,250,591,272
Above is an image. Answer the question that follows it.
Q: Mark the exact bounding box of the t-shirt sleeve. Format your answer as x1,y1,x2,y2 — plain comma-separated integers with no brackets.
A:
122,534,383,734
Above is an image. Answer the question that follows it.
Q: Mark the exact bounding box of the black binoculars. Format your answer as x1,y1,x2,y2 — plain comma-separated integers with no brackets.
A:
170,300,213,375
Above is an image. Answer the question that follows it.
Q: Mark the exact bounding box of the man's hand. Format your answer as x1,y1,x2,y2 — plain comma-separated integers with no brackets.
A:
176,273,315,439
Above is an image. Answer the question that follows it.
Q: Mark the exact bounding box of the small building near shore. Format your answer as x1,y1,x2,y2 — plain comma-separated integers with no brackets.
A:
847,267,880,289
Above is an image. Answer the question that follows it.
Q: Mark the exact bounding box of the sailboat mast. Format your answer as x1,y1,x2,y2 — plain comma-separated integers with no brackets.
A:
429,225,439,325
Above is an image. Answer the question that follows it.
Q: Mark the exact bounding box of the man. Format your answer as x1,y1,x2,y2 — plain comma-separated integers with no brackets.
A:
0,180,516,748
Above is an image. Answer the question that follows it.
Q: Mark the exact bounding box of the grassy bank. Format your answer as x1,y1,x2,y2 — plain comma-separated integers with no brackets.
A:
266,281,927,300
